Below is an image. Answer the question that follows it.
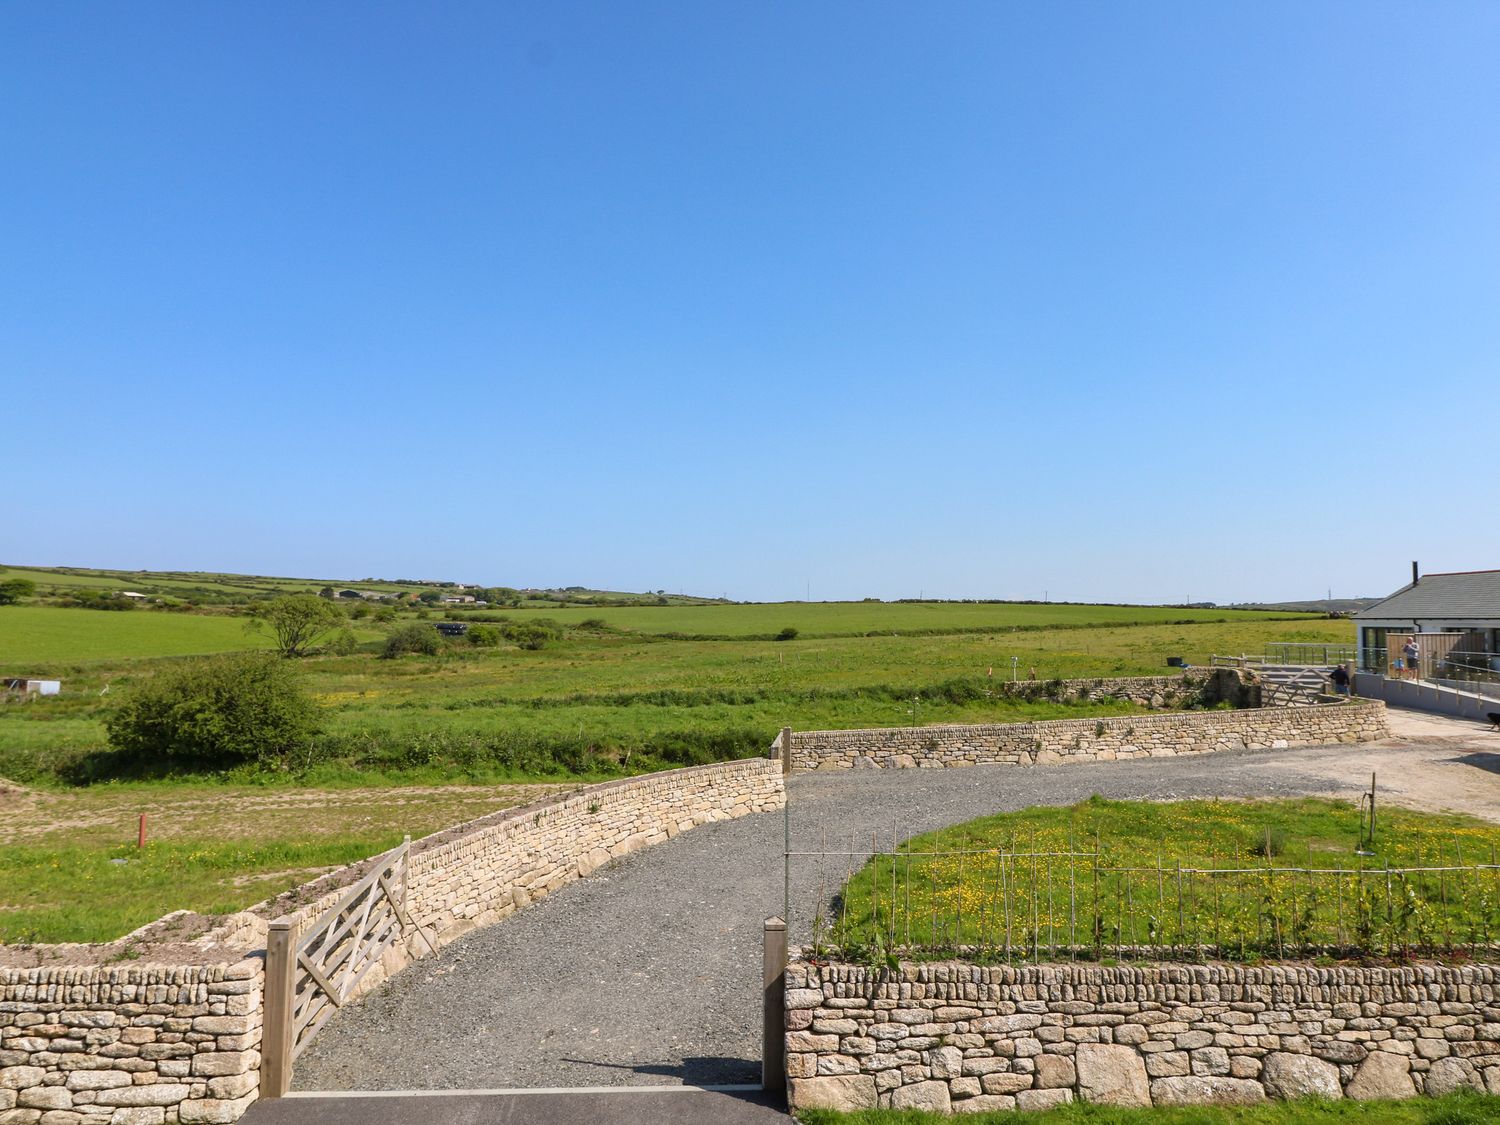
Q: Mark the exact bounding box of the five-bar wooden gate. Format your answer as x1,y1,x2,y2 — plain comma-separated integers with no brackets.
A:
260,837,424,1097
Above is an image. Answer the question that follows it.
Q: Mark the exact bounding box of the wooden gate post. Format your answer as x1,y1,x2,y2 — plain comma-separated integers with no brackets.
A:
763,916,788,1096
780,726,793,776
260,920,295,1098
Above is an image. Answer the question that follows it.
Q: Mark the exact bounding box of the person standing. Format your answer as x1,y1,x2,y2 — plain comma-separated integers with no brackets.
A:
1330,663,1351,696
1402,636,1421,680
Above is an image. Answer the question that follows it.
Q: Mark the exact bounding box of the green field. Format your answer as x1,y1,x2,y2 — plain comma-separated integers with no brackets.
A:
465,600,1305,638
1,563,728,609
0,605,1352,788
0,589,1353,941
0,605,277,663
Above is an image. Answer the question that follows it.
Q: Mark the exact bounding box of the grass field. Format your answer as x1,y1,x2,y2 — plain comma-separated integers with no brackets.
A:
0,609,1352,786
0,780,568,943
1,563,728,608
797,1092,1500,1125
0,596,1353,942
465,600,1308,638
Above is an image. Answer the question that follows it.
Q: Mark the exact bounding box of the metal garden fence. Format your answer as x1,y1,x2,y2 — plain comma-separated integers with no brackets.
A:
790,833,1500,964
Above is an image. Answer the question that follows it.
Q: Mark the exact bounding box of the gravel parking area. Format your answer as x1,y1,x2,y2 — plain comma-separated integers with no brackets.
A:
292,710,1500,1092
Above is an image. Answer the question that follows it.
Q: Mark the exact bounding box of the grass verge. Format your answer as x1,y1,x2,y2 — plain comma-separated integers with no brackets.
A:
796,1092,1500,1124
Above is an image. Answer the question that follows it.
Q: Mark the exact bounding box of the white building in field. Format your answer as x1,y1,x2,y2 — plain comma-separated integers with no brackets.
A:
4,678,61,696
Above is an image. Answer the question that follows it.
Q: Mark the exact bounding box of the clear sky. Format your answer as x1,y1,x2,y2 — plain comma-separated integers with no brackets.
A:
4,2,1497,604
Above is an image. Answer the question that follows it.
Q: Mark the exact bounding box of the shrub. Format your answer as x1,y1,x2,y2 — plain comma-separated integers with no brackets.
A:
382,624,441,658
468,625,500,647
65,589,135,611
0,578,35,605
328,628,359,655
103,652,318,769
776,627,799,641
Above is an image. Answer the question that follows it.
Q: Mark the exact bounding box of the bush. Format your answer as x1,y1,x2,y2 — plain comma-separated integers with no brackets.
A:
64,588,135,611
0,578,35,605
776,627,799,641
103,652,318,769
468,625,501,647
328,628,359,655
503,622,552,650
383,623,441,658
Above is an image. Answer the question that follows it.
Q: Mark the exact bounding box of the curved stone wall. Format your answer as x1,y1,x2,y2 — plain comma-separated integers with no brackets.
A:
0,756,785,1124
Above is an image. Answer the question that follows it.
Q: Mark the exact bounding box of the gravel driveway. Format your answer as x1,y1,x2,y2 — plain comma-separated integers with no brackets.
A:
291,711,1500,1092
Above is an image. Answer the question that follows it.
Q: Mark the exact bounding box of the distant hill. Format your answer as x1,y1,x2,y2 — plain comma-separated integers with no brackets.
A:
1224,598,1380,615
0,565,730,609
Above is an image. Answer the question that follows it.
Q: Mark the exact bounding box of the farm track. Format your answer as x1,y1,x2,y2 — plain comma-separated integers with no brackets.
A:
290,708,1500,1092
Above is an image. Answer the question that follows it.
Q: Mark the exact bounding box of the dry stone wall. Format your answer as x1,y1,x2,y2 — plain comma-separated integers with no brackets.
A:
0,958,263,1125
277,756,787,972
988,670,1252,710
0,757,785,1124
785,960,1500,1113
790,698,1386,771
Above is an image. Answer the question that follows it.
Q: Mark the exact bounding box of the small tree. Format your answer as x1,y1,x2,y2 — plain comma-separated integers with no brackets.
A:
104,652,319,769
0,578,36,605
245,595,346,657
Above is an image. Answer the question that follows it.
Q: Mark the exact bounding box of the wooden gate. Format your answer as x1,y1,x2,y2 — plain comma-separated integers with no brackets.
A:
260,838,426,1097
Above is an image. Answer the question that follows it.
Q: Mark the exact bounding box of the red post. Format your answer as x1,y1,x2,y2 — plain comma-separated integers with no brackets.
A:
137,814,147,849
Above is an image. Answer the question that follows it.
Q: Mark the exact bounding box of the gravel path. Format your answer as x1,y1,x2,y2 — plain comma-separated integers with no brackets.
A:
292,712,1500,1091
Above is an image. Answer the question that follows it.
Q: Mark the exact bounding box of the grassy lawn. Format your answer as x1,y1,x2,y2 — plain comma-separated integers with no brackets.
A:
796,1092,1500,1124
830,799,1500,963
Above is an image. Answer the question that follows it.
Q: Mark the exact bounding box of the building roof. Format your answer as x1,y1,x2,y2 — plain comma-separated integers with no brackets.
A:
1354,570,1500,621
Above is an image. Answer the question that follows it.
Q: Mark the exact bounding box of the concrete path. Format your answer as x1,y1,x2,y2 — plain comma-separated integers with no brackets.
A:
243,1087,791,1125
290,708,1500,1093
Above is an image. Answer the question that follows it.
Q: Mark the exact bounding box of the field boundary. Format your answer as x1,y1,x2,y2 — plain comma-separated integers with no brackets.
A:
788,693,1387,771
784,958,1500,1111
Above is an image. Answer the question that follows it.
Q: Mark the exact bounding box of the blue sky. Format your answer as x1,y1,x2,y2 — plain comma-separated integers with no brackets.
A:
4,2,1497,603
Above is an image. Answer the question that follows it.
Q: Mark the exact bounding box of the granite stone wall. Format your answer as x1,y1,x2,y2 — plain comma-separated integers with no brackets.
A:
987,670,1251,710
785,960,1500,1113
789,698,1386,771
